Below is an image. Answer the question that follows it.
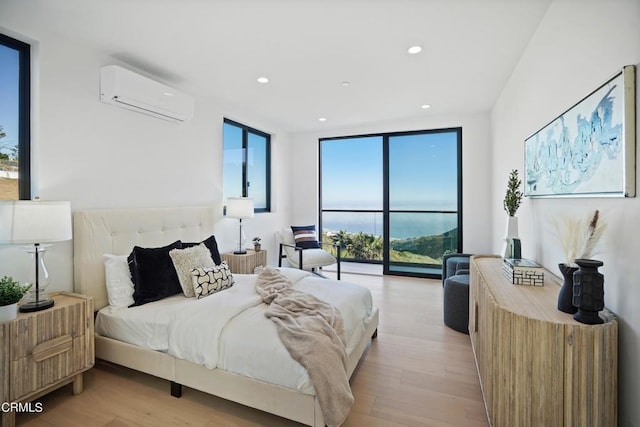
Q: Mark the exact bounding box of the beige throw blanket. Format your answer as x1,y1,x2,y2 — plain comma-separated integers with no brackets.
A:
256,266,353,427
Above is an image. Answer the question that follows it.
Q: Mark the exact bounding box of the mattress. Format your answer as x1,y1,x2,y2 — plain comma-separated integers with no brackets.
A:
95,268,375,395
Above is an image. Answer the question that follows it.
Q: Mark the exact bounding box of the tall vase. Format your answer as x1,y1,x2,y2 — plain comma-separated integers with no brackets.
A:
501,216,520,259
557,263,578,314
572,259,605,325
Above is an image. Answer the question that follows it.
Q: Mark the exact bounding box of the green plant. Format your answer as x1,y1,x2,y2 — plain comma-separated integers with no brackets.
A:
252,236,261,244
0,276,31,306
503,169,523,216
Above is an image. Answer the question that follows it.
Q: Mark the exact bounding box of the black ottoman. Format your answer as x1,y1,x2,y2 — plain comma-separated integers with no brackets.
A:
443,274,470,334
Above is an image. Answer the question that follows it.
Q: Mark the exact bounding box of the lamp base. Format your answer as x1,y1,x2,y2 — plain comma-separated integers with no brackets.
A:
19,298,54,313
233,250,247,255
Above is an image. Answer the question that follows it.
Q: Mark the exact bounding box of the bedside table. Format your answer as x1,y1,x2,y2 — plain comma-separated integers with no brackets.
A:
0,292,94,427
222,249,267,274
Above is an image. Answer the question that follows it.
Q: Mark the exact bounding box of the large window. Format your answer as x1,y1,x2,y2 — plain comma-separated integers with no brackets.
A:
223,119,270,212
320,128,462,278
0,34,30,200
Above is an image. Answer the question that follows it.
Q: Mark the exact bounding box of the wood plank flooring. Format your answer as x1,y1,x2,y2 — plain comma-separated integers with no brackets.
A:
15,272,488,427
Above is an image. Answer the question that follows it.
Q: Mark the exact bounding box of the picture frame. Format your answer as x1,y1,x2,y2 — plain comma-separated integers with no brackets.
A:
524,65,636,198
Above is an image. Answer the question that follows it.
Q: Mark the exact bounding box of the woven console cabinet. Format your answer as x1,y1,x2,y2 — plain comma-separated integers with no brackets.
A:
469,255,617,427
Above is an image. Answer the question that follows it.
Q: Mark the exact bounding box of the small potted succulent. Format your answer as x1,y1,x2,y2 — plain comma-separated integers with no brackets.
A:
252,237,262,252
0,276,31,322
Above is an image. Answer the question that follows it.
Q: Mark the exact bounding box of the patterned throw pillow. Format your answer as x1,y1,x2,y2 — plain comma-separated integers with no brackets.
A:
291,225,321,249
190,262,235,299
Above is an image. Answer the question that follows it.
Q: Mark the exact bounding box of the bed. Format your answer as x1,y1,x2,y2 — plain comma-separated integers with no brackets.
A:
73,206,379,426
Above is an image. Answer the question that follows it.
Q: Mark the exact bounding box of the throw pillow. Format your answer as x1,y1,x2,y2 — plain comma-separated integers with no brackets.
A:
128,240,183,306
190,262,235,299
169,243,215,298
103,254,135,309
183,235,222,265
291,225,321,249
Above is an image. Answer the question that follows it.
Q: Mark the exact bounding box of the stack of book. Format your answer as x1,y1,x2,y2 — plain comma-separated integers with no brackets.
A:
502,258,544,286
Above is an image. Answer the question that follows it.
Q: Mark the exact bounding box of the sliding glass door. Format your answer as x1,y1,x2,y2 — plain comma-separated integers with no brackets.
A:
320,128,461,278
320,136,383,262
385,130,462,276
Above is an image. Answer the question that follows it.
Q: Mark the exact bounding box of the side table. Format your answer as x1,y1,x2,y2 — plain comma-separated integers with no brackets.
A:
222,249,267,274
0,292,94,427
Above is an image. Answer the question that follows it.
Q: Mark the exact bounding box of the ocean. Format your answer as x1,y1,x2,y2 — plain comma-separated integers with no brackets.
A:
321,211,458,240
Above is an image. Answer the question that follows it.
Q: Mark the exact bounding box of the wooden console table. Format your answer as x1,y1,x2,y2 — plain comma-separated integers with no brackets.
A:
469,255,617,427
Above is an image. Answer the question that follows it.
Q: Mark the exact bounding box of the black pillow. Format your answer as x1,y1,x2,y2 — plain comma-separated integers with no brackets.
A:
291,225,321,249
128,240,183,307
183,235,222,265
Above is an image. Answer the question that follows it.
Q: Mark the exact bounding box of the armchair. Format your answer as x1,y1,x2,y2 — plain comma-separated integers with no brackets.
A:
276,227,341,280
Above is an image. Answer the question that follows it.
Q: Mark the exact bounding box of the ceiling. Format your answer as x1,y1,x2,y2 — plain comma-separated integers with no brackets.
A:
3,0,551,133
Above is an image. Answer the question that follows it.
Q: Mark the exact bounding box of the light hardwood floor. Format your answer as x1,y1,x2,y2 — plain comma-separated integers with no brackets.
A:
15,272,488,427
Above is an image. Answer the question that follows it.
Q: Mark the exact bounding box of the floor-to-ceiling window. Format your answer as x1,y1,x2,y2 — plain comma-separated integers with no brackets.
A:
320,128,462,278
0,33,30,201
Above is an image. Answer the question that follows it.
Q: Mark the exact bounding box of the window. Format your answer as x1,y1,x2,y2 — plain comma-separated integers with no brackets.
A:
223,119,270,212
0,33,30,200
320,128,462,278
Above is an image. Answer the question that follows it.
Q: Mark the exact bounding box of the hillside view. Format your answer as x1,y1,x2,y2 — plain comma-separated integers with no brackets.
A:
322,227,458,265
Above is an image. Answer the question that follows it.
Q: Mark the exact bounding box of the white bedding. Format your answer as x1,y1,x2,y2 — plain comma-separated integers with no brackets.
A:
95,268,375,395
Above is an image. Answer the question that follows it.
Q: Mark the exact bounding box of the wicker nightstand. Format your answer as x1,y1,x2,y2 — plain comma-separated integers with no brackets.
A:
0,292,94,427
221,249,267,274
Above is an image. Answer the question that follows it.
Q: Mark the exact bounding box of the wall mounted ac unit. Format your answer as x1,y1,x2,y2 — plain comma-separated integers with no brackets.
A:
100,65,194,123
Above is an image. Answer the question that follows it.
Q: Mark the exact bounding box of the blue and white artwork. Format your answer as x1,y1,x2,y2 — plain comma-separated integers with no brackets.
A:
524,68,634,197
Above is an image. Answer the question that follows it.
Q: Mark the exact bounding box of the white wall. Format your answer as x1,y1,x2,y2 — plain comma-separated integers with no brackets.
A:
491,1,640,424
289,112,493,255
0,25,294,292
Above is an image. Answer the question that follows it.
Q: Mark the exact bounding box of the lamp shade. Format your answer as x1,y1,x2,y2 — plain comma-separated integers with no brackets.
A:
226,197,254,219
0,200,72,244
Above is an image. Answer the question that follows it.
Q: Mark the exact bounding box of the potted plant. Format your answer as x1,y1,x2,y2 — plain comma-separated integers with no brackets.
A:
252,237,262,252
0,276,31,322
502,169,523,258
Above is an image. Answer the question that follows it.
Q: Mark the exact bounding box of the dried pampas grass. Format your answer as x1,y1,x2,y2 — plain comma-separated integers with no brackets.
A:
554,210,607,267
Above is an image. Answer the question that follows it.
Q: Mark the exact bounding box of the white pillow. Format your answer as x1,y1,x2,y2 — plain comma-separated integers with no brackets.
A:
169,243,215,298
190,262,235,299
103,254,134,309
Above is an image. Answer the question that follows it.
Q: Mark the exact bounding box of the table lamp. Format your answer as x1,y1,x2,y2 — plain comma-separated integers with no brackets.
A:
226,197,254,254
0,200,72,312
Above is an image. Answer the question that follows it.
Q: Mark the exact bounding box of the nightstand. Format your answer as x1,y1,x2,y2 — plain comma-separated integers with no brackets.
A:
222,249,267,274
0,292,94,427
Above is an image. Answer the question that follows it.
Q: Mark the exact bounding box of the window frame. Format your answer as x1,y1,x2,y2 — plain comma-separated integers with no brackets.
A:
223,118,271,213
0,33,31,200
318,127,463,279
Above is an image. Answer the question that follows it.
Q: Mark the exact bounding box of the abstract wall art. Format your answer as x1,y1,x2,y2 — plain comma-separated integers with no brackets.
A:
524,65,636,198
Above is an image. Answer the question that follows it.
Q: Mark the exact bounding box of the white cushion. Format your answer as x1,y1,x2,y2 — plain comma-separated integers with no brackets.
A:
169,243,215,298
276,228,336,269
103,254,134,309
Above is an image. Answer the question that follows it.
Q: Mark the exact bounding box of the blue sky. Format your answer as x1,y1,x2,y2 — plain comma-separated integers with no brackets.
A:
321,131,459,210
0,43,20,155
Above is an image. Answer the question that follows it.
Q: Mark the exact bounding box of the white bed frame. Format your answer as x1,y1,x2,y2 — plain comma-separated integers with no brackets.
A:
73,206,379,426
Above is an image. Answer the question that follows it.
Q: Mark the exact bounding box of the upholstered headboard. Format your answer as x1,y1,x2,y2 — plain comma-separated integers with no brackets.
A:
73,206,216,310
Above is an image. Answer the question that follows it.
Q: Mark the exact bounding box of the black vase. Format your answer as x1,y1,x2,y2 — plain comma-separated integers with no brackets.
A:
572,259,605,325
557,263,578,314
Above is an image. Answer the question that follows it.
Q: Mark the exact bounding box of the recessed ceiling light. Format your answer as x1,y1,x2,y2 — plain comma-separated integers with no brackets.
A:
407,46,422,54
318,117,327,122
257,77,269,84
341,81,351,87
421,104,431,109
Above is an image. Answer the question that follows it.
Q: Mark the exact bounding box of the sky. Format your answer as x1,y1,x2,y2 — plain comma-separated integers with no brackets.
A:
0,43,20,155
320,131,459,211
